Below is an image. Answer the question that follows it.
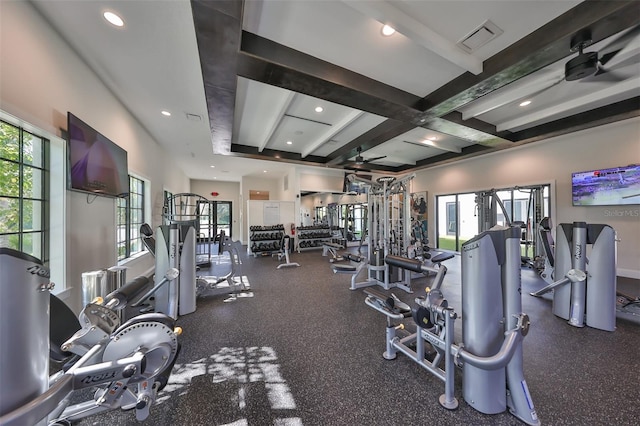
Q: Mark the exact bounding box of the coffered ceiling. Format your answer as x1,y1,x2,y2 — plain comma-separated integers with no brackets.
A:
31,0,640,181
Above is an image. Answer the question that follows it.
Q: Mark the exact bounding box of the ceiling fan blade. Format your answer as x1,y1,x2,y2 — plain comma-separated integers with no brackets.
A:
598,24,640,67
588,67,627,82
346,163,371,172
513,77,565,105
365,155,387,163
592,54,638,79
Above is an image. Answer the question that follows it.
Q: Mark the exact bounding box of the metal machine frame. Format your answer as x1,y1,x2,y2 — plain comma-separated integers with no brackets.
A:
347,173,415,292
364,227,539,425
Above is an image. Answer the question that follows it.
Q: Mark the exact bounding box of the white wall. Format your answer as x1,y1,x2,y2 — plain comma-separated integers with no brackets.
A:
299,171,344,192
1,1,190,312
190,179,241,239
414,117,640,277
240,176,280,243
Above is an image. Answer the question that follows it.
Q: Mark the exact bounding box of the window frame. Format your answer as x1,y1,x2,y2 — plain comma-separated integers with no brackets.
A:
116,175,146,261
0,119,49,261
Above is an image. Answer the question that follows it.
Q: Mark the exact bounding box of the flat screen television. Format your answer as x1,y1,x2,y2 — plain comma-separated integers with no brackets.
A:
67,112,129,198
572,164,640,206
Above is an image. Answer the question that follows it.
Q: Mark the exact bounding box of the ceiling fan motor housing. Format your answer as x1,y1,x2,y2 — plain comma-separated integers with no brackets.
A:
565,51,598,81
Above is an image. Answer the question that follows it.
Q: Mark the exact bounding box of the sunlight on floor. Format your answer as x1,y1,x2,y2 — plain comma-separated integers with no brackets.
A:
158,346,302,425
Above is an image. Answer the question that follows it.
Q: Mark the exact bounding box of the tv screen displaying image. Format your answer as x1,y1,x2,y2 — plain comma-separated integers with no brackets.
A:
67,112,129,198
572,164,640,206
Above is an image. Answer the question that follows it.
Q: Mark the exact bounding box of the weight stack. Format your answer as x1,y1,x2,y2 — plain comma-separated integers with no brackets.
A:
461,230,507,414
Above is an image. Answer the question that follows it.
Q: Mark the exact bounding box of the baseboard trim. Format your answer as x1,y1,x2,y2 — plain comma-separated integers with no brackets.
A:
618,268,640,280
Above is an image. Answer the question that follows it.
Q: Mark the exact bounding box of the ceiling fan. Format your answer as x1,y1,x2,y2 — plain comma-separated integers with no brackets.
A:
354,146,386,165
565,26,639,82
509,25,640,105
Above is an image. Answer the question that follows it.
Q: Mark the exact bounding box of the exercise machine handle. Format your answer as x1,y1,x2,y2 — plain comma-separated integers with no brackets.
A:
131,268,179,308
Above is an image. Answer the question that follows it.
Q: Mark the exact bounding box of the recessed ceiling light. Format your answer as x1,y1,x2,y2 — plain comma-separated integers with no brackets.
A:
161,110,171,116
381,25,396,37
427,136,438,141
103,11,124,27
520,100,532,107
210,165,215,168
263,170,267,173
286,140,293,145
315,106,324,113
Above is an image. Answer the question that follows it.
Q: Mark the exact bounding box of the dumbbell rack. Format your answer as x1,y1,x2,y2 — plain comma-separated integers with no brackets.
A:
249,225,285,257
296,225,332,252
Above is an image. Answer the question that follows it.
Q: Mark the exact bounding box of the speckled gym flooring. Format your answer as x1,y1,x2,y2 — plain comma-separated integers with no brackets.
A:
77,246,640,426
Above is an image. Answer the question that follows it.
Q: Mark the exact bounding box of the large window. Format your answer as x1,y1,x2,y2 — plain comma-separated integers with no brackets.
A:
436,185,550,254
0,120,48,261
116,175,145,260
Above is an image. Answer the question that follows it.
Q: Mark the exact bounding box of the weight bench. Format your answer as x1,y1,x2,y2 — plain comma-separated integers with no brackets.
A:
331,253,367,290
322,242,345,262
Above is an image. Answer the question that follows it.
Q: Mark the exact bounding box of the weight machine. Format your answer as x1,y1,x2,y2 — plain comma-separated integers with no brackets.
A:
476,186,548,263
531,221,617,331
0,248,181,425
364,227,539,425
345,173,415,292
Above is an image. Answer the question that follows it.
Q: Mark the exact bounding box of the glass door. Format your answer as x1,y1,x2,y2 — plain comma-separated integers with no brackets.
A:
216,202,231,238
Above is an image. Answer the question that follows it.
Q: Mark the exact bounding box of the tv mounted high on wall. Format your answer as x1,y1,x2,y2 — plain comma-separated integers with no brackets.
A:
67,112,129,198
572,164,640,206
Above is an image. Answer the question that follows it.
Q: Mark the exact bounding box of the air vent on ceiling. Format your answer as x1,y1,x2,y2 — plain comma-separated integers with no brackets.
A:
457,20,503,53
186,113,202,121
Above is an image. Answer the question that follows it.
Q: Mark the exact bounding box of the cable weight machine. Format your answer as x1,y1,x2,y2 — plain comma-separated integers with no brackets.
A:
347,173,415,292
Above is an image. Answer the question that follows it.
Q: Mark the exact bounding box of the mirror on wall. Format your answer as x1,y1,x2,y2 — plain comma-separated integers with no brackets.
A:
299,191,368,247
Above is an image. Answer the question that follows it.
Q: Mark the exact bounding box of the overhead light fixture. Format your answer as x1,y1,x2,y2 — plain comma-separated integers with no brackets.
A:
519,100,532,107
103,11,124,27
315,106,324,113
381,24,396,37
210,165,215,168
286,141,293,145
427,136,438,141
161,110,171,116
263,170,267,173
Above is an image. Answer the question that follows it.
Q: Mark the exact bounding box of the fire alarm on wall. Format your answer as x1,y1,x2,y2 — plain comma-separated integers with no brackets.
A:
211,192,219,197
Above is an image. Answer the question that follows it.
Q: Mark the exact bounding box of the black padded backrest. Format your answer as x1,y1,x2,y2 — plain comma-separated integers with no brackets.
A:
538,217,555,267
140,223,156,256
50,293,81,363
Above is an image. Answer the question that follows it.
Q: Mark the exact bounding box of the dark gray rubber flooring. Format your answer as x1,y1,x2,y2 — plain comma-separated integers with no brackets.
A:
77,247,640,426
